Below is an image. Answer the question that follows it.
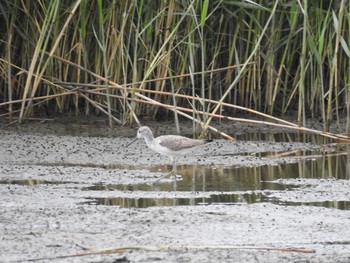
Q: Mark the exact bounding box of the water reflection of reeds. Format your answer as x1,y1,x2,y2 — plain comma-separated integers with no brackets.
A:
80,149,350,209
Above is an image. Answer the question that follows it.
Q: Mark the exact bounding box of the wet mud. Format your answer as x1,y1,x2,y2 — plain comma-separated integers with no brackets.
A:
1,118,350,262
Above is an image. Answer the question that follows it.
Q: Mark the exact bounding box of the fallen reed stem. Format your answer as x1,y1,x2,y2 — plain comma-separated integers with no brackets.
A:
1,52,349,142
21,244,315,262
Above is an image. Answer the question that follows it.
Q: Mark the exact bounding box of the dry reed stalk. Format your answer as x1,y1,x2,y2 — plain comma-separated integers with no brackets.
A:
80,85,350,141
133,93,350,141
22,244,315,262
72,83,299,129
136,92,234,140
6,22,13,122
19,1,82,121
204,0,280,127
50,59,290,127
3,55,349,142
2,1,350,127
78,92,121,124
22,74,350,142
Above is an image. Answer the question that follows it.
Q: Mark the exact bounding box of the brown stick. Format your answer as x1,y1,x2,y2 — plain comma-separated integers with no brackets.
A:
21,244,315,262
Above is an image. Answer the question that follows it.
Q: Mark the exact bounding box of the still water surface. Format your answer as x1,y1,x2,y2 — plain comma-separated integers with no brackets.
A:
83,144,350,209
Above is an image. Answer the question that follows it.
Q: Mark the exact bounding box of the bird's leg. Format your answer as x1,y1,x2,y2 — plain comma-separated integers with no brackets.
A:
158,158,181,184
171,158,182,180
152,157,181,184
171,158,177,175
164,156,176,176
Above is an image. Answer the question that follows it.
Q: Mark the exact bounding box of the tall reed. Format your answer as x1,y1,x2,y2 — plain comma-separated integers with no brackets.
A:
0,0,350,132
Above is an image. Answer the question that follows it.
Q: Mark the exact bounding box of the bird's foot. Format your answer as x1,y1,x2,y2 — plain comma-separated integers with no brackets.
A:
167,170,182,181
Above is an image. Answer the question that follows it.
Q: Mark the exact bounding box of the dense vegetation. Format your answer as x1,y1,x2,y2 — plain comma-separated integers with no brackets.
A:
0,0,349,132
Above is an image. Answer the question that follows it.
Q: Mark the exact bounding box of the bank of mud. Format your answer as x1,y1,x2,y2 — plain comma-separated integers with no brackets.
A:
0,119,350,262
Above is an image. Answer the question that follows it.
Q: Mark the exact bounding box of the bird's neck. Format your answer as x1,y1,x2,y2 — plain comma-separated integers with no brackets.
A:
143,136,154,149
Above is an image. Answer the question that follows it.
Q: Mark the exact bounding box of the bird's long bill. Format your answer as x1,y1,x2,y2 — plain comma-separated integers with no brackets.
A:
126,137,138,147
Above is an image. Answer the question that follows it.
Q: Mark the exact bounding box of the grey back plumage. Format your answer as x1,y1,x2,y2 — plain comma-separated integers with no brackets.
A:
158,135,210,151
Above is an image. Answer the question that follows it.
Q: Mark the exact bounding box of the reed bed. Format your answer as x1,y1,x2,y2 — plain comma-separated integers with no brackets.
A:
1,0,350,138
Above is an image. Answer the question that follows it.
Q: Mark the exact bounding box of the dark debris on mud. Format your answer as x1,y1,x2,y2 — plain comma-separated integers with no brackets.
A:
1,117,350,263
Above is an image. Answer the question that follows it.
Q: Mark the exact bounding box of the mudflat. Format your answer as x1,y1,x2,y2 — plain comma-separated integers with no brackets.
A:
1,118,350,262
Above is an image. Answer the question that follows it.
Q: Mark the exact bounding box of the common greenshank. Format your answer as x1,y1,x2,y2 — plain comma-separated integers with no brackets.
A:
127,126,212,175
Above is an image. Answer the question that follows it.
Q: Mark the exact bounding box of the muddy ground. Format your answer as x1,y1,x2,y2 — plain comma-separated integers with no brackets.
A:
1,117,350,262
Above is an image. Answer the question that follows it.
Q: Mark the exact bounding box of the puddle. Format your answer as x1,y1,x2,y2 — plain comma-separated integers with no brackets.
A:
79,151,350,209
82,167,299,192
279,200,350,210
235,131,335,144
0,179,70,186
81,194,350,210
4,149,348,209
81,192,272,208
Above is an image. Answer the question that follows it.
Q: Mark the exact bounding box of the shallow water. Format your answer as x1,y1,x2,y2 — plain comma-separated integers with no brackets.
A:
81,146,350,209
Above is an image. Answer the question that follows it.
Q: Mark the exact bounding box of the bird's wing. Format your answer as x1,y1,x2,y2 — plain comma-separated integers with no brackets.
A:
158,136,205,151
